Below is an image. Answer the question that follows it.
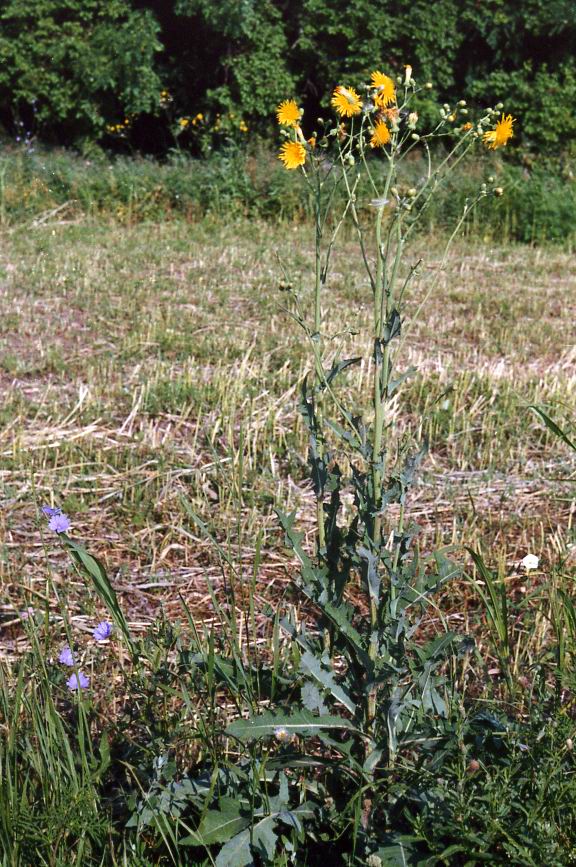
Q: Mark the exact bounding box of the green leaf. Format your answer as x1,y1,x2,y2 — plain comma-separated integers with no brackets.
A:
323,356,362,387
387,366,416,397
226,709,355,741
299,650,357,714
62,537,134,653
182,798,250,846
215,827,253,867
529,405,576,451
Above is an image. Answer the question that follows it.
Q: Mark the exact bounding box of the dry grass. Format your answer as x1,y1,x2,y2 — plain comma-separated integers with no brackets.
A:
1,217,575,665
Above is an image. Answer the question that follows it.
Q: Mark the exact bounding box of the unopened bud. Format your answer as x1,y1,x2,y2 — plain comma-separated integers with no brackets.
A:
346,154,355,166
404,64,413,85
396,76,403,84
448,114,456,122
460,108,468,115
408,187,417,197
494,187,504,196
467,759,480,773
567,738,574,751
443,103,450,111
425,81,433,89
390,186,399,197
487,175,494,183
495,102,504,110
458,100,467,107
411,133,420,141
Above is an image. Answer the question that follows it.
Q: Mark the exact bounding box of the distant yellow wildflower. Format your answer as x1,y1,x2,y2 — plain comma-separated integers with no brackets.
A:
331,86,362,117
371,72,396,107
370,120,391,148
278,141,306,169
483,114,515,149
277,99,301,126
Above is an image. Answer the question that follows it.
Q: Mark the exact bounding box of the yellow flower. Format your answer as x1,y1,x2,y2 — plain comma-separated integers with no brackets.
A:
483,114,515,149
370,120,391,148
331,86,362,117
278,141,306,169
307,136,316,149
462,122,473,131
371,71,396,107
277,99,301,126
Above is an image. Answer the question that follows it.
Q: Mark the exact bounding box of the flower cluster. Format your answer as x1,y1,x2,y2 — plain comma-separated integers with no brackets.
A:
57,620,113,691
276,67,516,171
178,112,205,130
106,118,132,136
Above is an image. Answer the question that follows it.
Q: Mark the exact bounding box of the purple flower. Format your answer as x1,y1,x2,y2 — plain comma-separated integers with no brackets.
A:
48,513,71,534
66,672,89,691
58,644,75,666
42,505,62,517
93,621,113,642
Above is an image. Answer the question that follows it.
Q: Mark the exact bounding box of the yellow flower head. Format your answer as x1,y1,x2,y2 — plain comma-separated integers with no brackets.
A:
331,86,362,117
371,71,396,107
278,140,306,170
370,120,391,148
277,99,301,126
483,114,515,149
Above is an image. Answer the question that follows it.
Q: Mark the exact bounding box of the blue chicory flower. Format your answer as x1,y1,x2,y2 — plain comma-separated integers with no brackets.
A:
93,621,113,642
48,513,71,534
66,672,89,691
42,505,62,517
58,644,75,666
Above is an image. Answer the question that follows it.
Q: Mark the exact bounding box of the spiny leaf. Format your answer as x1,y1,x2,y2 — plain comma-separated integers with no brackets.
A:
299,650,356,714
226,708,355,741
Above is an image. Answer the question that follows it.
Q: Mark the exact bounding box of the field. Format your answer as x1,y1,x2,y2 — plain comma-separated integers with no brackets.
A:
1,215,576,864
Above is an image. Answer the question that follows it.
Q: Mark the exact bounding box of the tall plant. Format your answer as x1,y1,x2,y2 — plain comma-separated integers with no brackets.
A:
239,71,517,853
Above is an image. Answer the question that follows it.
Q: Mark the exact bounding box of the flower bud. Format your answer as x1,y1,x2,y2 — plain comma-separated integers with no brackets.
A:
495,102,504,110
460,108,468,115
425,81,433,89
404,64,413,85
458,100,467,107
494,187,504,196
443,103,450,111
390,186,399,197
346,154,355,165
467,759,480,773
396,76,403,84
411,133,420,141
407,111,418,129
567,738,574,751
408,187,417,197
448,114,456,122
487,175,494,183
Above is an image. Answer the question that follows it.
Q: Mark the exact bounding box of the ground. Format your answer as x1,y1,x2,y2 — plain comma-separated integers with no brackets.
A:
1,217,575,670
